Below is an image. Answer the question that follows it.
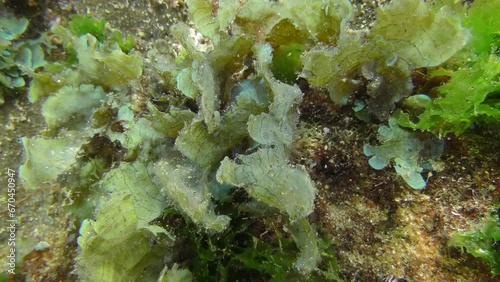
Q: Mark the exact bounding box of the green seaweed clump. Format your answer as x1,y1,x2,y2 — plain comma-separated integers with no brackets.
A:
449,205,500,276
77,193,167,282
355,0,498,188
19,17,144,192
0,7,46,104
394,0,500,136
68,14,106,42
363,119,444,189
301,0,468,119
18,6,331,279
68,14,135,52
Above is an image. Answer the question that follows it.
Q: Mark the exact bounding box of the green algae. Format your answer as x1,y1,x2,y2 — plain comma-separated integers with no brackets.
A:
0,8,46,104
19,132,87,190
154,156,231,232
42,84,107,131
363,119,444,189
394,0,500,137
12,0,500,280
217,147,316,222
77,194,166,282
449,205,500,276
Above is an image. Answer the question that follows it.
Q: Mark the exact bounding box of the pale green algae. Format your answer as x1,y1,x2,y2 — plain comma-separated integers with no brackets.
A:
77,193,167,282
19,132,88,190
363,118,444,189
42,84,107,131
0,8,46,104
19,2,327,278
302,0,468,114
217,146,316,221
154,156,231,232
13,0,500,280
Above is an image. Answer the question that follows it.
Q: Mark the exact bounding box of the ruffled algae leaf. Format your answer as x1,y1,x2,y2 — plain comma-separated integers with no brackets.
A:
462,0,500,55
394,54,500,137
192,60,222,133
0,10,28,43
77,194,165,282
100,161,170,235
68,14,135,53
233,0,281,42
288,218,320,273
369,0,468,68
146,102,196,138
271,42,304,84
15,44,46,74
68,14,106,41
176,68,199,99
174,35,253,133
154,156,231,232
27,63,68,103
73,34,142,86
41,84,107,131
186,0,220,42
301,30,364,104
206,34,254,79
108,29,136,53
232,0,351,44
19,132,87,190
170,22,205,66
1,9,46,103
280,0,352,43
111,116,171,161
247,80,302,146
216,0,241,33
449,205,500,276
216,147,316,221
185,0,241,45
248,44,302,146
175,120,229,168
175,79,268,167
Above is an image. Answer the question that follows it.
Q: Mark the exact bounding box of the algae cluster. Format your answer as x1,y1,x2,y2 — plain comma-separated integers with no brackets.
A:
0,9,45,105
3,0,500,281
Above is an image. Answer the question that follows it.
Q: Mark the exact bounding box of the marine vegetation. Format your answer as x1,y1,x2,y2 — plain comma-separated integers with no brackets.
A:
2,0,499,281
449,204,500,276
0,9,45,105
